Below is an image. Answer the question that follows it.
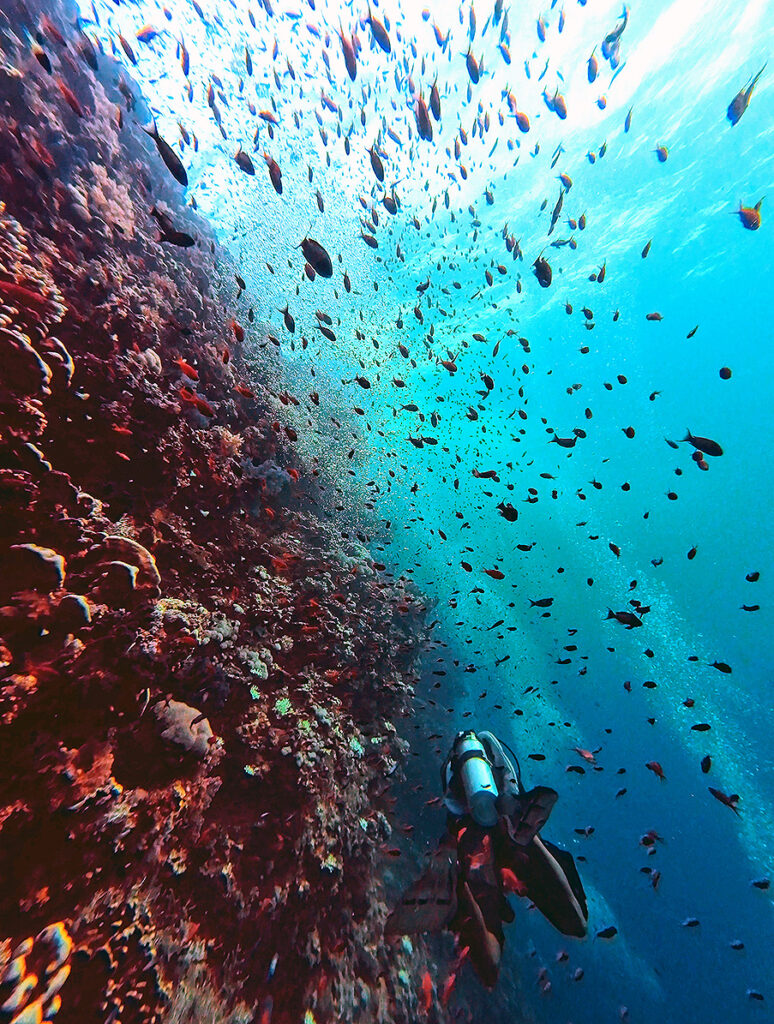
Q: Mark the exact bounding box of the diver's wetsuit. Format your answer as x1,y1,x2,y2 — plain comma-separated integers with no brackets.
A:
438,737,540,983
385,730,587,988
446,818,514,986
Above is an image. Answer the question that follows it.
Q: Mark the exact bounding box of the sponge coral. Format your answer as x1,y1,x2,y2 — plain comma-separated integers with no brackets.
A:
153,700,214,759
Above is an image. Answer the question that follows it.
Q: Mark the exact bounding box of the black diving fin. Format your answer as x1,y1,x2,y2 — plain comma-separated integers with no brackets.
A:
503,785,558,845
510,835,589,938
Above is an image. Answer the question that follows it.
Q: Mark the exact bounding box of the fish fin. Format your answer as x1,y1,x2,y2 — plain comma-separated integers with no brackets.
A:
749,62,767,89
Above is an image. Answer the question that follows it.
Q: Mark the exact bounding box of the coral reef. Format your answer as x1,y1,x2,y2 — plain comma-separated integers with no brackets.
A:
0,921,72,1024
0,4,433,1021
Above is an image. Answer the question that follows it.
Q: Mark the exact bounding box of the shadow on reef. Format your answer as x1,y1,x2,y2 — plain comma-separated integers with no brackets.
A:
0,2,443,1022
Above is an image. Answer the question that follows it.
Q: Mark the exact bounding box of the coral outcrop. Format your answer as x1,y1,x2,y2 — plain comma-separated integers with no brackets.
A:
0,4,432,1021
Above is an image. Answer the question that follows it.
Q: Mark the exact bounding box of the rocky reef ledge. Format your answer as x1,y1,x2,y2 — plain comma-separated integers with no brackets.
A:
0,5,431,1022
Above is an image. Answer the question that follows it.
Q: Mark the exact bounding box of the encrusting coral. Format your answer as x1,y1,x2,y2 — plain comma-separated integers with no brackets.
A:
0,3,439,1022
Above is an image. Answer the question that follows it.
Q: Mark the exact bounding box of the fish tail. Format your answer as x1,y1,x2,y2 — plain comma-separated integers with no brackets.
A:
683,429,693,443
605,609,615,619
751,62,767,86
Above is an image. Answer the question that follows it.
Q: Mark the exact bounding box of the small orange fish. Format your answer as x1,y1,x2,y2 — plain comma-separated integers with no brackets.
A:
727,64,766,125
231,319,244,343
454,945,470,970
646,760,666,781
466,833,492,871
234,382,254,397
500,867,528,895
737,198,762,230
441,972,457,1006
420,971,433,1014
259,996,273,1024
173,356,198,380
57,80,85,117
39,15,67,48
179,386,214,417
29,138,56,169
136,24,160,43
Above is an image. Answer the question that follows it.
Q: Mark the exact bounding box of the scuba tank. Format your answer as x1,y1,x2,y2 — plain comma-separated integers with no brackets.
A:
452,731,499,826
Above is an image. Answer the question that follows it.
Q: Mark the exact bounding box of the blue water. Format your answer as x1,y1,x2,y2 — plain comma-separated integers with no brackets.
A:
79,0,774,1019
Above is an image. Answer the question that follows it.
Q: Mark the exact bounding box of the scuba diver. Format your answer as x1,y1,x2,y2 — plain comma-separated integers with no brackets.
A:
385,730,588,988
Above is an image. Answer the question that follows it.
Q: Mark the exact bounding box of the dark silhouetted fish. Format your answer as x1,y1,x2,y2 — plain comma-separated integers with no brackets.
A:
727,63,766,125
143,121,188,186
150,206,195,247
684,430,723,457
533,255,552,287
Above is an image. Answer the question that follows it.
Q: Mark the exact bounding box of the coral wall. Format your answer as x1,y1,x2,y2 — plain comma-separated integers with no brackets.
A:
0,4,432,1021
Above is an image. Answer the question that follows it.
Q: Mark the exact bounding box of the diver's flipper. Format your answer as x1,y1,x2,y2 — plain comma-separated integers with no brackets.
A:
500,894,516,924
511,835,588,938
384,849,458,935
540,837,588,923
504,786,558,845
456,881,502,989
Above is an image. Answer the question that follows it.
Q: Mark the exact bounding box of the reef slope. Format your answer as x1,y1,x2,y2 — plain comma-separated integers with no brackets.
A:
0,5,431,1022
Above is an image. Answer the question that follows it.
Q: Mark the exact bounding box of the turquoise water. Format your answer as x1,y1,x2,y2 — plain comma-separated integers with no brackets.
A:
78,0,773,1019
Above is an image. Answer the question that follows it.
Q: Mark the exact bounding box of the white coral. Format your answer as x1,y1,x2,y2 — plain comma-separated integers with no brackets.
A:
88,162,135,238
